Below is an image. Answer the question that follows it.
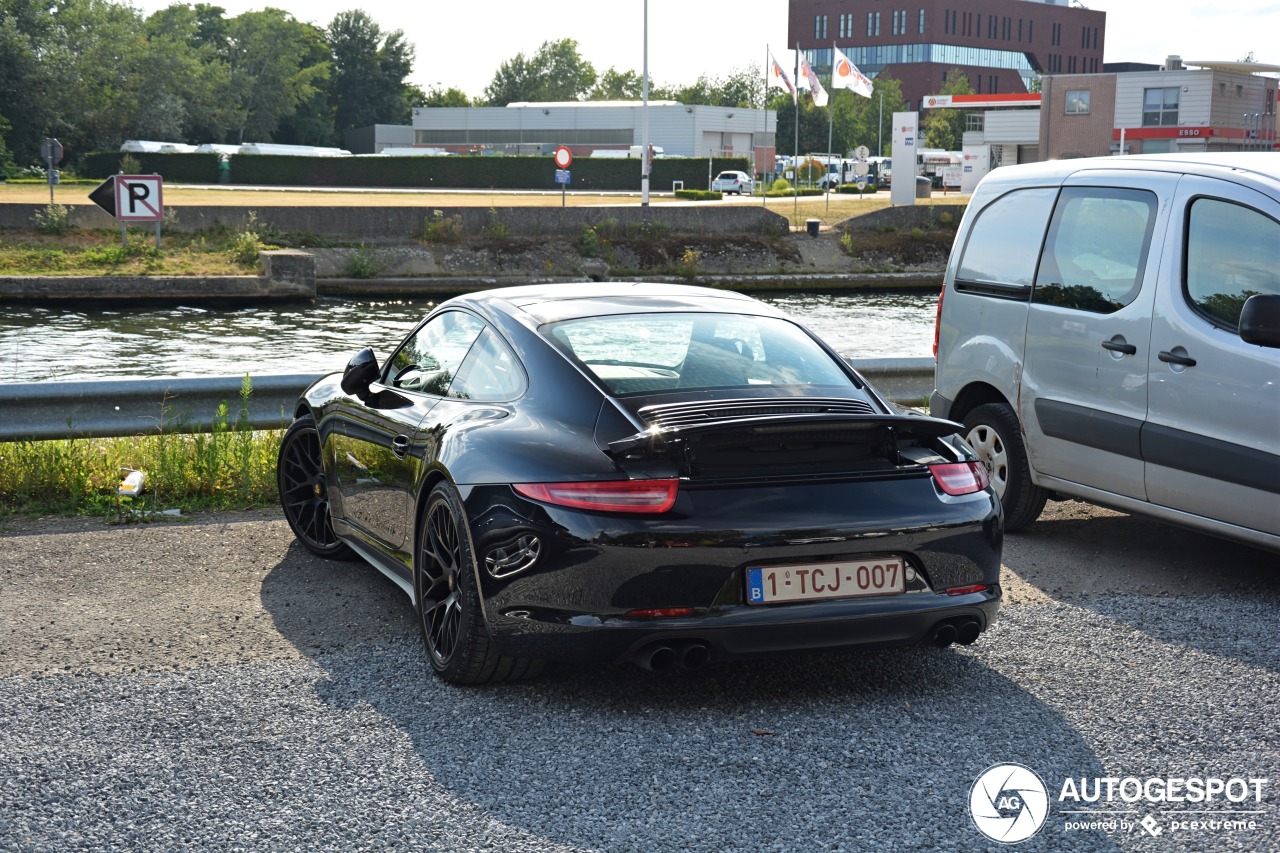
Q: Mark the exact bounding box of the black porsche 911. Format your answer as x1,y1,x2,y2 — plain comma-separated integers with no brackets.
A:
278,283,1002,684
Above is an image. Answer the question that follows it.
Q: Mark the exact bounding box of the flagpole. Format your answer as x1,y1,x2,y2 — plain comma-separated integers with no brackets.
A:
826,43,835,212
762,45,768,208
793,43,800,219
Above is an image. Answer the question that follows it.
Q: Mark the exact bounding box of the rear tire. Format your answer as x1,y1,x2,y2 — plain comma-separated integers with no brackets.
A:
415,482,543,685
962,403,1047,531
277,415,353,559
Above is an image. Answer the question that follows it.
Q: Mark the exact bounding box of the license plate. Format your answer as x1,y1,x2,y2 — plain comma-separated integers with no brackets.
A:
746,558,906,605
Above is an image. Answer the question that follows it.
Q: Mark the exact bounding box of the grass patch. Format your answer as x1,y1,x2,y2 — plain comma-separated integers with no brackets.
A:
0,379,283,518
0,225,271,276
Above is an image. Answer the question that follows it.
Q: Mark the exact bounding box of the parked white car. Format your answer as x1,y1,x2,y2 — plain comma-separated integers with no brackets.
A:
932,153,1280,552
711,171,753,195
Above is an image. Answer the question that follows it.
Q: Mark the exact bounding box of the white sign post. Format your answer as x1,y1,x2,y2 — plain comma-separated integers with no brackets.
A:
890,112,918,206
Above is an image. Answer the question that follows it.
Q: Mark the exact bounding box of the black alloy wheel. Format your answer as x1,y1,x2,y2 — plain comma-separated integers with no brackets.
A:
277,415,352,559
416,482,543,685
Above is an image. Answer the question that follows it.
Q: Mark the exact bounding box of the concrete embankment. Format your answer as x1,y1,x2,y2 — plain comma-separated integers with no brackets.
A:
0,203,957,302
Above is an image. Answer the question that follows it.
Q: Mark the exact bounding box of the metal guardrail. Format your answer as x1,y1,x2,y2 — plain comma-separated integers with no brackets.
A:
0,358,936,442
0,374,317,441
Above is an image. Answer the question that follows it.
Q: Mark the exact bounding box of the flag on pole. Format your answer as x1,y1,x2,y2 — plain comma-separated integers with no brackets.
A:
832,46,874,97
768,50,796,100
799,56,828,107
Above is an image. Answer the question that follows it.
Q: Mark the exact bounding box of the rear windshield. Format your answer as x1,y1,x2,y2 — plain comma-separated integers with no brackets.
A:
547,312,853,395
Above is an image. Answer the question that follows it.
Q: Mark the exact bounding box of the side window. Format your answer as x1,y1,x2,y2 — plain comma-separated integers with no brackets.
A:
448,327,525,401
1032,187,1157,314
387,311,485,395
955,187,1058,290
1186,198,1280,331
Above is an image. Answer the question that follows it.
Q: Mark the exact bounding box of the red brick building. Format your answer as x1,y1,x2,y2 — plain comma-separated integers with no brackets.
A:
788,0,1106,110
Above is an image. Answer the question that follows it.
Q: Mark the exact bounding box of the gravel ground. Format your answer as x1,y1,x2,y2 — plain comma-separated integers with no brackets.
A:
1,502,1277,852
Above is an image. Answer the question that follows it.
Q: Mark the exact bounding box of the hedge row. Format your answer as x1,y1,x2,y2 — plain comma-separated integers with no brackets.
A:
83,152,221,183
81,151,751,192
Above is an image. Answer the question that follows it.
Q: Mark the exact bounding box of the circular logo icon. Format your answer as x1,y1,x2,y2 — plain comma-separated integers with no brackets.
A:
969,763,1049,843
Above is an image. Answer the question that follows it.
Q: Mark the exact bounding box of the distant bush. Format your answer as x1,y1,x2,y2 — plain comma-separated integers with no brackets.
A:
675,189,721,200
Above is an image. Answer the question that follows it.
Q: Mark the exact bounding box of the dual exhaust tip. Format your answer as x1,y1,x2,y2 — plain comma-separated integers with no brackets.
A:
930,617,983,647
634,640,712,672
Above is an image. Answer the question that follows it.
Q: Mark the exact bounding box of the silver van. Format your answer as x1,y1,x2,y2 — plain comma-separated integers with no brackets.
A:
931,153,1280,552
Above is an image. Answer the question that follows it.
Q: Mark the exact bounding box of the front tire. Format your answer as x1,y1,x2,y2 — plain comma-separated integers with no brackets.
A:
277,415,353,559
962,403,1048,531
415,482,542,685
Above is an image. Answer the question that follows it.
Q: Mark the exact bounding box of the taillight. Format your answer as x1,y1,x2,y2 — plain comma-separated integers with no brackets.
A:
929,462,990,496
513,479,679,513
933,285,945,359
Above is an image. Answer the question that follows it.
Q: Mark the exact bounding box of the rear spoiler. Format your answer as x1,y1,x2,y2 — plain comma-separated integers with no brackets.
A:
607,412,963,457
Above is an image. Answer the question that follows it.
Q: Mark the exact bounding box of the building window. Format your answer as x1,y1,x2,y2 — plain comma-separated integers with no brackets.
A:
1052,22,1061,46
814,15,827,40
919,8,925,33
1143,87,1180,126
1065,90,1091,114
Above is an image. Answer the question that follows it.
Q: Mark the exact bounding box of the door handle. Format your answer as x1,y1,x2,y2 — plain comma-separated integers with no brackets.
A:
1158,350,1197,367
1101,340,1137,355
392,434,410,458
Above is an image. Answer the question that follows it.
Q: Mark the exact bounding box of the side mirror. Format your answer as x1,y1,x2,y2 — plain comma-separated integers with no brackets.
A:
341,347,380,396
1240,294,1280,349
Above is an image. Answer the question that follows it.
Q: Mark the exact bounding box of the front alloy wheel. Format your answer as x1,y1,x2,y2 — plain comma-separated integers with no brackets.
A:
277,415,352,558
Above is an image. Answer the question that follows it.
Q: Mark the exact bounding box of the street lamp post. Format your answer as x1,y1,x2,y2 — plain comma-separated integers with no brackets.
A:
641,0,650,207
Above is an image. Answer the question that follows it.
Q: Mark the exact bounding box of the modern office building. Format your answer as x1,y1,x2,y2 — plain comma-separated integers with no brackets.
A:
789,0,1105,110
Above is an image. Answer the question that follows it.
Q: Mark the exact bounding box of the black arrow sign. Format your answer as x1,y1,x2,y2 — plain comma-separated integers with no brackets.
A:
88,176,117,217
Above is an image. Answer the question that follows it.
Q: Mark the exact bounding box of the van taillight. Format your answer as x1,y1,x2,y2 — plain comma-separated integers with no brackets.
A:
933,286,945,359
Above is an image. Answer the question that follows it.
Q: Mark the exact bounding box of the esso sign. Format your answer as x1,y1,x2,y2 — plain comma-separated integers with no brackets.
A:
553,146,573,168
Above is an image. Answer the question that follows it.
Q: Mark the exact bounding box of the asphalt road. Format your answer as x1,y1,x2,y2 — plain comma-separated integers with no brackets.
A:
1,501,1277,852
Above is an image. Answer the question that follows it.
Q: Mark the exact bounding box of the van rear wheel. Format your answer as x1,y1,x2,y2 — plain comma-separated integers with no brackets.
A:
962,403,1047,531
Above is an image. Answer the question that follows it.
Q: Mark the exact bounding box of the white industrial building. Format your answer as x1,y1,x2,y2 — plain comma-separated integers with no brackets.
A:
406,101,776,169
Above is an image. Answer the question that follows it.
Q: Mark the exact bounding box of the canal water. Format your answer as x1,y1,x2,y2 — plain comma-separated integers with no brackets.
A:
0,290,939,383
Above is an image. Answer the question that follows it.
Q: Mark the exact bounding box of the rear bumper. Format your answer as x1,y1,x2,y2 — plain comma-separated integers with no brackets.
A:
461,478,1003,665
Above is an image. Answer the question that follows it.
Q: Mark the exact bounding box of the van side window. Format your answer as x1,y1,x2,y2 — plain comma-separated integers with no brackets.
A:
955,187,1058,291
1186,198,1280,331
1032,187,1157,314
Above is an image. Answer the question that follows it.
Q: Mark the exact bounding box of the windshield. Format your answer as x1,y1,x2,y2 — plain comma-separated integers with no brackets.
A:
547,312,853,395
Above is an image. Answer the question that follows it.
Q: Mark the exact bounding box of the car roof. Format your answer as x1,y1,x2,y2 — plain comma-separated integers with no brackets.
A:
455,282,787,324
977,152,1280,196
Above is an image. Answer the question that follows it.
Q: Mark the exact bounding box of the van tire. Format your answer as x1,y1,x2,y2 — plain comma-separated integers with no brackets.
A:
962,403,1048,531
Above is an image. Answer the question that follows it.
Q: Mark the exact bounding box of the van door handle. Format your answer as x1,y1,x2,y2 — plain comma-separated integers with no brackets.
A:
1101,340,1137,355
392,434,410,458
1158,350,1197,367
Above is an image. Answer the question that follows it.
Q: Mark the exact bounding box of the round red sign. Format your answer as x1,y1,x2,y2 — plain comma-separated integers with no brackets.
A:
553,146,572,168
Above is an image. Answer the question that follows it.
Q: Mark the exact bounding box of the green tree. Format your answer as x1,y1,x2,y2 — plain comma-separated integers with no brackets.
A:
225,9,330,142
0,6,48,165
922,68,972,150
420,85,472,107
326,10,416,131
483,38,597,105
143,4,239,144
653,67,763,108
589,68,645,101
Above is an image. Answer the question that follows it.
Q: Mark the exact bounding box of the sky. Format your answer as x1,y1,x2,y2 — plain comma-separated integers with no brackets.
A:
129,0,1280,98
